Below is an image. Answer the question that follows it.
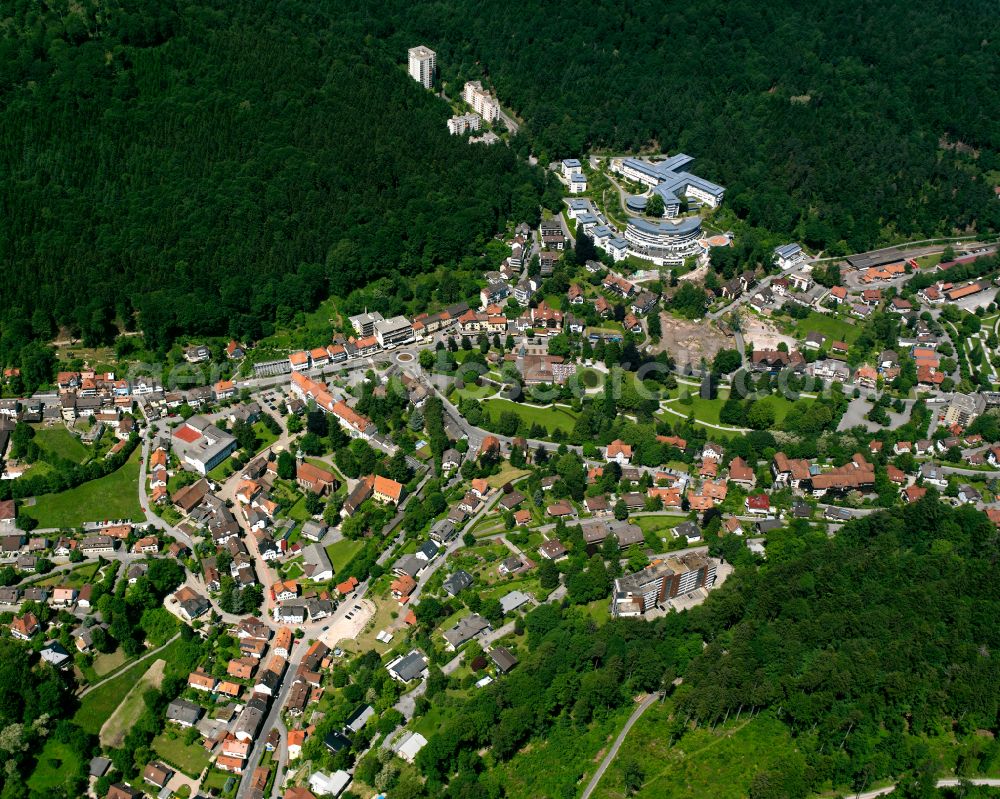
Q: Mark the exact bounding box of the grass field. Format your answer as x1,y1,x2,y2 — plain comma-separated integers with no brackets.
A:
411,700,455,740
326,538,364,574
634,515,687,536
23,448,143,527
33,426,91,463
91,648,130,677
749,394,796,426
487,464,531,488
668,390,798,428
481,398,578,435
202,768,238,796
591,705,804,799
27,739,83,794
283,560,304,580
451,380,497,401
75,638,182,734
208,457,236,482
153,730,212,777
793,310,861,344
99,658,166,746
579,597,612,625
252,419,279,452
286,495,311,522
36,561,101,587
671,388,731,425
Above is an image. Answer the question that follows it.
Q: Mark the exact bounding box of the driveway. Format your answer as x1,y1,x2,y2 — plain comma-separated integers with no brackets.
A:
393,679,427,721
164,770,201,798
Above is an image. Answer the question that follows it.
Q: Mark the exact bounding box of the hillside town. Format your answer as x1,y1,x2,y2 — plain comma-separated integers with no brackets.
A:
0,46,999,799
3,195,1000,797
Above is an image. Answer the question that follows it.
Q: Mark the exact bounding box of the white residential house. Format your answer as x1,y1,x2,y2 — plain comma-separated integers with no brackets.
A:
774,243,806,270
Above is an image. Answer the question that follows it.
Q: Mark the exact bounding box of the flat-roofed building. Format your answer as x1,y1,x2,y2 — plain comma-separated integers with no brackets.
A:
171,415,237,475
448,113,482,135
611,554,717,618
616,154,725,208
373,316,414,348
943,392,983,428
408,46,436,88
348,310,384,338
774,243,806,270
463,80,500,122
624,216,704,265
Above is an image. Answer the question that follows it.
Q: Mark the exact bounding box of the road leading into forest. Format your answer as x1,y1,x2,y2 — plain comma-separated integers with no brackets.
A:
580,693,660,799
851,777,1000,799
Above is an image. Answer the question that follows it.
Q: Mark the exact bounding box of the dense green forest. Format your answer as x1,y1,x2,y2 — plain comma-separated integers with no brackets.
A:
0,0,546,359
372,0,1000,252
3,0,998,363
411,495,1000,798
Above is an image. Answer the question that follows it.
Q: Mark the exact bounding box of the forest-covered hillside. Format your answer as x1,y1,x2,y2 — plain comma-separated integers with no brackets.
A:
371,0,1000,252
3,0,999,360
412,495,1000,798
0,0,546,356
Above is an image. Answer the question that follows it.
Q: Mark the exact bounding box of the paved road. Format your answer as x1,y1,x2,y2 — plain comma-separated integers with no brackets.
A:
660,402,750,433
401,475,519,614
940,465,1000,477
137,436,197,548
706,272,795,323
234,637,306,799
498,107,520,134
580,693,660,799
853,777,1000,799
268,715,290,799
9,554,132,588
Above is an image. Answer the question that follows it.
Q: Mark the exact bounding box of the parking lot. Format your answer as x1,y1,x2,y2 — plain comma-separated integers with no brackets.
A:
258,388,286,413
319,597,375,649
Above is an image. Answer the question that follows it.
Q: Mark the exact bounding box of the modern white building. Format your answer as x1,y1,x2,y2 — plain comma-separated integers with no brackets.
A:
309,771,351,798
624,216,704,265
463,81,500,122
591,225,629,262
349,310,384,338
566,198,594,219
408,46,436,89
610,554,717,618
171,416,237,475
373,316,414,348
774,243,806,270
616,154,725,213
607,236,628,261
561,158,582,179
447,113,482,135
395,732,428,764
569,173,588,194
